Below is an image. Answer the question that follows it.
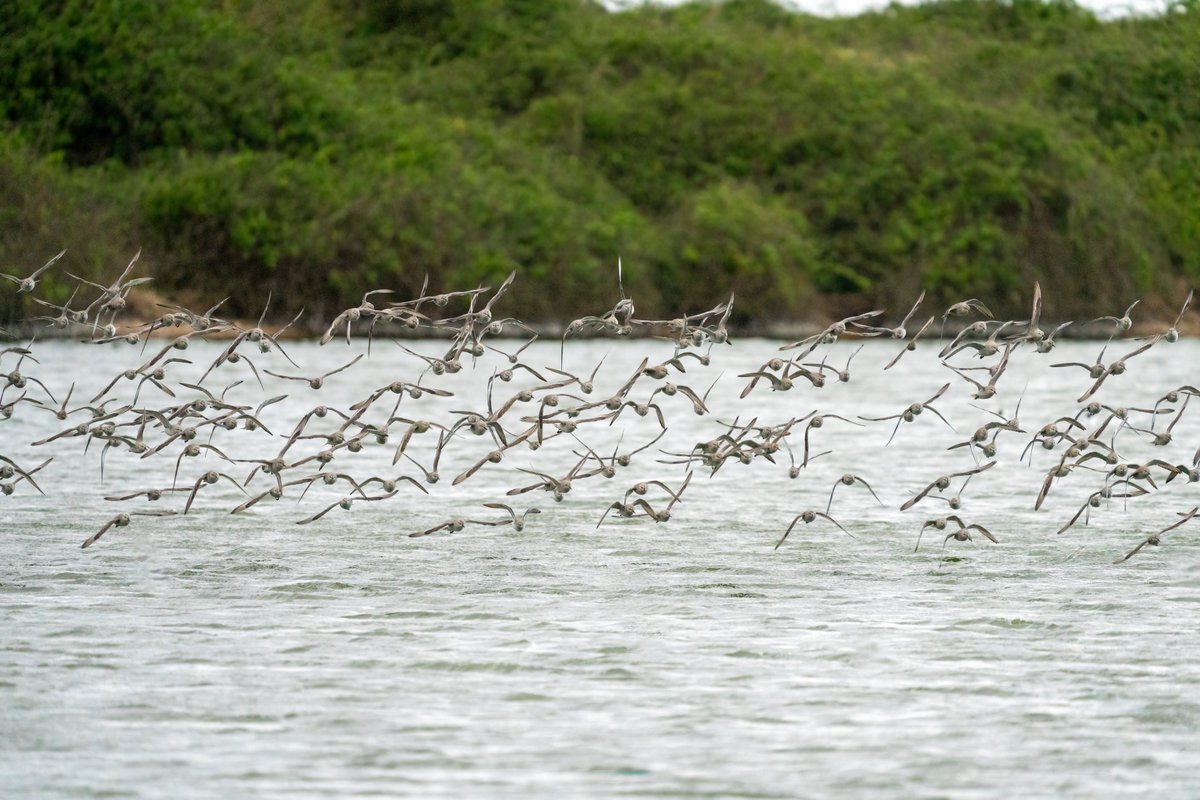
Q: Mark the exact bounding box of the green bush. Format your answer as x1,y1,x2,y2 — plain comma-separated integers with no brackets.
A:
1,0,1197,325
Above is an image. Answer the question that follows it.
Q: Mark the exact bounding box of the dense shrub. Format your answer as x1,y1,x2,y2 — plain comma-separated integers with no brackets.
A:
1,0,1197,324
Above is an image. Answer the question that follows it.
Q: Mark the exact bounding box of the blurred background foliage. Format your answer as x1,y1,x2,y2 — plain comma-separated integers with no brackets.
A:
1,0,1198,326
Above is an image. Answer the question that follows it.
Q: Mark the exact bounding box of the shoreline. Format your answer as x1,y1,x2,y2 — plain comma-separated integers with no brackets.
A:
3,316,1195,343
6,283,1197,342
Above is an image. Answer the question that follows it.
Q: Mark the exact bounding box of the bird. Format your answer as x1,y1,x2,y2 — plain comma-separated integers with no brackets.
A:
900,462,995,511
779,310,883,356
1114,507,1199,563
103,486,189,503
1128,394,1191,447
1033,321,1073,354
544,354,606,395
1051,346,1110,379
1058,483,1151,535
296,489,398,526
615,429,666,468
232,294,306,362
611,399,667,430
859,383,955,446
1034,458,1100,511
388,418,452,464
1077,339,1159,402
1013,280,1045,344
183,470,248,514
596,500,639,528
942,298,993,323
506,458,591,502
852,291,925,339
1092,299,1140,338
935,522,999,566
1161,289,1193,343
81,510,176,549
827,473,884,514
620,471,693,522
783,437,831,478
622,478,687,505
947,400,1025,458
265,355,365,391
409,515,502,538
1151,385,1200,420
170,442,235,489
12,260,1200,572
799,413,861,467
774,510,853,549
941,320,1014,360
402,431,451,485
2,350,57,404
27,285,86,329
647,379,714,416
230,485,288,514
353,474,429,496
320,290,394,345
70,249,154,321
939,298,993,340
159,297,231,333
914,515,998,553
484,334,538,365
884,316,937,370
0,456,52,496
451,430,537,486
491,360,547,385
482,502,542,531
946,343,1015,400
2,249,66,294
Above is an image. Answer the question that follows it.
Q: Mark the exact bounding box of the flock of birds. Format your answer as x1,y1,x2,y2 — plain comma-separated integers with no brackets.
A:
2,250,1198,566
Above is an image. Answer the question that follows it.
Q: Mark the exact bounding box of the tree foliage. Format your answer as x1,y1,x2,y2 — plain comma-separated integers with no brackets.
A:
1,0,1197,323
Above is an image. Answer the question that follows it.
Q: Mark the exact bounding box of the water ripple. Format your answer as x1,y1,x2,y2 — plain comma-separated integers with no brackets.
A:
4,339,1200,798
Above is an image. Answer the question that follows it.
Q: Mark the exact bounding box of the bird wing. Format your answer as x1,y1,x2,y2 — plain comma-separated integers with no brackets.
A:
81,517,119,549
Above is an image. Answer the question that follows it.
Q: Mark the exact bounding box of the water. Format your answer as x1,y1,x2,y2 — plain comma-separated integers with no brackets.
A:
3,336,1199,798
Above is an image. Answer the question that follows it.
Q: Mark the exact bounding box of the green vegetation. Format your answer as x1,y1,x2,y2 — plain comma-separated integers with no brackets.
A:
2,0,1198,325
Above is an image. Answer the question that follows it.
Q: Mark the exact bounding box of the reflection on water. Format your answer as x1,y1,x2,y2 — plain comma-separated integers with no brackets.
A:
3,338,1199,798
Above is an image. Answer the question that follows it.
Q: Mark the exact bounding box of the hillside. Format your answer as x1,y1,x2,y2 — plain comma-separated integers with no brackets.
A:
2,0,1198,327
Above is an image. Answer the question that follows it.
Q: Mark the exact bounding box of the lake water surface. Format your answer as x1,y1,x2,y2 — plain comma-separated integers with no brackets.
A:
3,337,1198,798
